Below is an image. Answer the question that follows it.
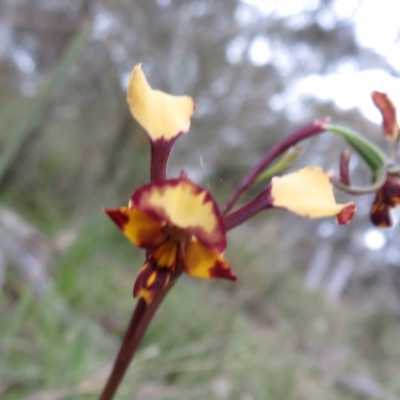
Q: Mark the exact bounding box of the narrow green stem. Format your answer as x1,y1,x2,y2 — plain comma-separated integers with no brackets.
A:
254,145,302,184
98,281,175,400
333,166,387,194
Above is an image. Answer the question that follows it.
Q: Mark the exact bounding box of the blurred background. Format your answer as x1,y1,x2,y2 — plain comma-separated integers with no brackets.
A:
1,0,400,399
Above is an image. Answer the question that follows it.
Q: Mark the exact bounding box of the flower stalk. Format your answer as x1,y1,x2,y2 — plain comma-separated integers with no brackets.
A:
222,119,328,214
339,148,352,185
150,139,175,181
324,124,387,172
99,63,368,399
98,280,176,400
333,166,387,195
223,190,272,231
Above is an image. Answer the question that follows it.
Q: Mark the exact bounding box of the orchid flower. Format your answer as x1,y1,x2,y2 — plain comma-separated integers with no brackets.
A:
99,64,357,400
105,176,236,304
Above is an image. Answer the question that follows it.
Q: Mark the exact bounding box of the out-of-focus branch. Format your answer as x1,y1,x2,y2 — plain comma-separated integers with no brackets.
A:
0,20,92,186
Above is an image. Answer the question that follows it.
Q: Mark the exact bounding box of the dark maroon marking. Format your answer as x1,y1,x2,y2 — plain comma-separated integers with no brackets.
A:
104,208,129,230
370,174,400,227
147,244,178,270
370,201,391,227
340,148,351,185
209,260,238,282
336,203,356,225
150,138,173,182
133,260,173,302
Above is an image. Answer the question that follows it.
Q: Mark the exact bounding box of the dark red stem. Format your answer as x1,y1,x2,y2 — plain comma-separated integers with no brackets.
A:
223,189,272,231
340,147,351,185
222,119,328,215
98,281,175,400
150,139,175,182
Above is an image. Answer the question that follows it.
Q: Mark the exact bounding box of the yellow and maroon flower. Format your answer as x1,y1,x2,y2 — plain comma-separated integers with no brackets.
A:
269,167,356,224
369,91,400,227
105,176,236,304
223,166,356,230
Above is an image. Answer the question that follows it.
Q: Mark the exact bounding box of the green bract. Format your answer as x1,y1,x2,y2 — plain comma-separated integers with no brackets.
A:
325,124,387,172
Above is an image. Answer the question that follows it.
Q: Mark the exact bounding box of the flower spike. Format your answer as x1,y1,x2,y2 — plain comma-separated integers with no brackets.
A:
269,167,356,224
100,61,365,400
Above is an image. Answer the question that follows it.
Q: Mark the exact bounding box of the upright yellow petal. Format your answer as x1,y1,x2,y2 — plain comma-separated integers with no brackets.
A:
270,167,356,224
127,64,194,141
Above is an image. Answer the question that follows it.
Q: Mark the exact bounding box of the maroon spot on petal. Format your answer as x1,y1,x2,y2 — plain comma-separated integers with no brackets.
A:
370,194,392,228
209,260,238,282
383,175,400,207
133,260,172,303
339,148,351,185
104,208,129,230
336,203,356,225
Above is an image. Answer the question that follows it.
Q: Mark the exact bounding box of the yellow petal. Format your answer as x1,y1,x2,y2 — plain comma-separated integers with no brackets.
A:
104,207,165,248
150,239,178,269
127,64,194,141
132,178,226,251
270,166,356,223
184,240,237,281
